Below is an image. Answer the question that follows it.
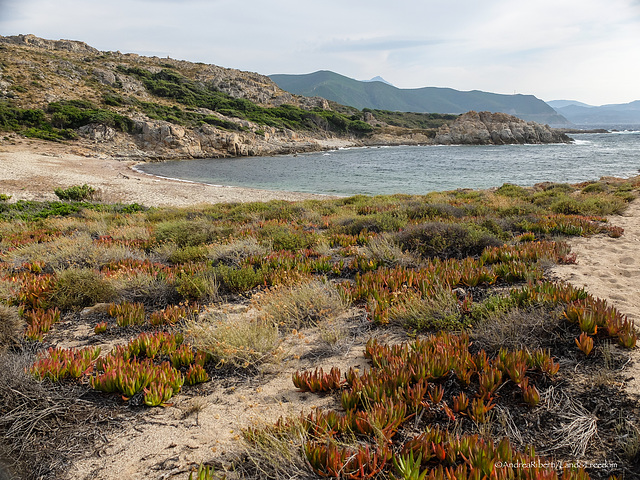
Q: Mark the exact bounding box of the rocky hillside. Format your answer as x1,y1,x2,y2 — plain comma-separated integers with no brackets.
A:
0,34,571,159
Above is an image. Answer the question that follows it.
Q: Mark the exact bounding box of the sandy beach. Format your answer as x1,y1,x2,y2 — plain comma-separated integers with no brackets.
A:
0,136,331,207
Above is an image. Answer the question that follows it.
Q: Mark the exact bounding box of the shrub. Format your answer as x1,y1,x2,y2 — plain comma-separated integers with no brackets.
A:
359,234,416,268
472,306,561,354
581,182,606,194
403,202,465,220
175,271,219,302
54,184,96,202
395,222,502,259
167,245,208,264
336,212,407,235
208,237,267,267
50,268,116,311
112,271,177,307
215,265,264,293
154,219,223,247
258,225,318,251
495,183,531,199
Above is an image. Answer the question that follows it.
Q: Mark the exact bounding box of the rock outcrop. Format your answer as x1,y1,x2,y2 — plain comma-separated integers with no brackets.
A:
434,111,571,145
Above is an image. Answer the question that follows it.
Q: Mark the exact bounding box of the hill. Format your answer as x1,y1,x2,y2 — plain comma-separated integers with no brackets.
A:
548,99,640,127
270,70,570,126
0,34,569,160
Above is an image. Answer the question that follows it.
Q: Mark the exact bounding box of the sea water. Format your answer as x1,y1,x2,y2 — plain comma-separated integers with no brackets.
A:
136,131,640,196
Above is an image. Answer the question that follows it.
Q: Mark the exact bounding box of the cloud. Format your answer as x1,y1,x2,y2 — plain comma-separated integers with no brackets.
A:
0,0,639,104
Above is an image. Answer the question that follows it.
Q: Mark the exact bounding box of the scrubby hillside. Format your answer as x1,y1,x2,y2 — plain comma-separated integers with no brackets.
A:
0,35,569,160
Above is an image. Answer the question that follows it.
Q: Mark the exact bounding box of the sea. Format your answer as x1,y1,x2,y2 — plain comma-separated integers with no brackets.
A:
136,129,640,197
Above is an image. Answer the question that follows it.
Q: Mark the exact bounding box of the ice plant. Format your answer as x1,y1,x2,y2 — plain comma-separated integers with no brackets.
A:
185,364,209,385
30,346,101,381
108,301,145,327
520,378,541,407
292,367,344,393
575,332,594,356
94,321,108,334
24,307,61,341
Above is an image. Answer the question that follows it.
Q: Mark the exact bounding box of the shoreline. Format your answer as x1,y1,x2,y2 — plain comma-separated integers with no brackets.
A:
0,137,333,207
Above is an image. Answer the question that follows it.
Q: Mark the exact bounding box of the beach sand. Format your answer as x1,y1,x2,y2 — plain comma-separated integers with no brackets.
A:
551,198,640,396
0,136,332,206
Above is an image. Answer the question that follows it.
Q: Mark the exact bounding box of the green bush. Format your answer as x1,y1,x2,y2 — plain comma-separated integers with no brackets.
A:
259,225,317,251
50,268,117,310
117,67,375,135
395,222,502,259
403,202,465,220
495,183,531,199
215,265,264,293
175,271,219,302
154,219,223,247
581,182,606,194
54,184,96,202
167,246,208,264
337,212,407,235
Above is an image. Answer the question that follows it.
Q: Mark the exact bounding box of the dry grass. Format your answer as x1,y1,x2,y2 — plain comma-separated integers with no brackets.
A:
359,234,417,268
0,305,24,352
207,237,268,267
471,305,561,355
388,286,466,331
184,307,281,368
0,350,129,479
238,416,314,480
256,280,348,331
541,386,599,457
5,232,145,270
111,271,178,307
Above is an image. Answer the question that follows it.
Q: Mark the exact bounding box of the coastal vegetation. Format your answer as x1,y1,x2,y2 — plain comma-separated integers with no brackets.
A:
0,177,639,479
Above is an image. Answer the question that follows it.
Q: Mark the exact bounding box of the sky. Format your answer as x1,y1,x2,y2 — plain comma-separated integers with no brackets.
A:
1,0,639,106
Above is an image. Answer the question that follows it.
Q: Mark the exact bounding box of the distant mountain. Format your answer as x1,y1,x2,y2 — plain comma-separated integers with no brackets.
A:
269,70,570,126
549,100,640,126
546,100,594,109
363,76,394,86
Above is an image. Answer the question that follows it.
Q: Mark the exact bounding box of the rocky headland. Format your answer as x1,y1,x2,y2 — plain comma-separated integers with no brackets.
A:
0,34,571,162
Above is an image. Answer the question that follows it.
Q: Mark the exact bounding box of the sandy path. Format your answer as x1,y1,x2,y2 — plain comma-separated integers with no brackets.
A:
551,198,640,395
0,137,332,207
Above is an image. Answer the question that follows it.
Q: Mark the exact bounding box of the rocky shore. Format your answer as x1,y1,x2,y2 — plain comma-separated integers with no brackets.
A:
76,110,572,162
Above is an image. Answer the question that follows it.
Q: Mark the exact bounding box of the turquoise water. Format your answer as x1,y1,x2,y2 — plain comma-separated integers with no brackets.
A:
137,131,640,196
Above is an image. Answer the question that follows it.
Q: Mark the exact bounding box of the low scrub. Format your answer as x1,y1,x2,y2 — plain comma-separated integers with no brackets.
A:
50,268,116,311
388,287,467,331
54,184,96,202
396,221,503,259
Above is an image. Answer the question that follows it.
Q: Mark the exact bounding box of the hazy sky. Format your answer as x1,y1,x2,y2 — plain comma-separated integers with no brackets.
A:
1,0,639,105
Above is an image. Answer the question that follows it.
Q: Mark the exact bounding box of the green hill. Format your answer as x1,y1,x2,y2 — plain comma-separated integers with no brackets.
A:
270,71,569,126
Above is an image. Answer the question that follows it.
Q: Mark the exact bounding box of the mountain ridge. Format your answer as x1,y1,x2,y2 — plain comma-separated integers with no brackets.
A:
547,99,640,126
270,70,570,126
